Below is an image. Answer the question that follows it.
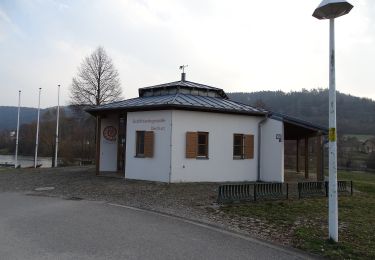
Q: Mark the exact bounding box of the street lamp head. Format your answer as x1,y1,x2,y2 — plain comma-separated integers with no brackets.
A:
313,0,353,20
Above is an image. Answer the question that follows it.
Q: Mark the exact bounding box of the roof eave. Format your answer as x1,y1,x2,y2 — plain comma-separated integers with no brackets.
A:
269,113,328,134
86,104,266,117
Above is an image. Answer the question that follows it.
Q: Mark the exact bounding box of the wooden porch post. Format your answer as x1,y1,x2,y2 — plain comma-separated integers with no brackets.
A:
296,138,300,173
316,134,324,181
95,115,101,176
305,137,309,179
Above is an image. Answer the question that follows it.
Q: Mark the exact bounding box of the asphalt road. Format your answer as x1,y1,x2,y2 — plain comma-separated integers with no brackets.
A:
0,193,313,260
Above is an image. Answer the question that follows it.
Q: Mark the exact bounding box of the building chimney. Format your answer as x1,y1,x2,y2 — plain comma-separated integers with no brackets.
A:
179,65,188,81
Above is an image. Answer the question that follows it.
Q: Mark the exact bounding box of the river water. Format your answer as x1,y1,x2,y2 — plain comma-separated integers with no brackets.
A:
0,155,52,168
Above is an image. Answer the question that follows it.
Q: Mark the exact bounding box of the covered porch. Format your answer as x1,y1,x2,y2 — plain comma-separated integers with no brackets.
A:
270,113,328,183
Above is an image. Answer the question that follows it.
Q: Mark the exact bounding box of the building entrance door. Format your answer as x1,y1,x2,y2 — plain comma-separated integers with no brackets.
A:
117,115,126,173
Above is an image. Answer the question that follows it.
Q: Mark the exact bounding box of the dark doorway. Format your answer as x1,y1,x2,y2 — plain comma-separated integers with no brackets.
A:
117,115,127,173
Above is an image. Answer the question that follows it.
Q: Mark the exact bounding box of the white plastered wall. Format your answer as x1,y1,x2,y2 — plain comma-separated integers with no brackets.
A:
260,118,284,182
99,114,119,172
170,110,261,182
125,110,172,182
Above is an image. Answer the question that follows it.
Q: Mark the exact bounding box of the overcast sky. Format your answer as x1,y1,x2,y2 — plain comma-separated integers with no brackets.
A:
0,0,374,108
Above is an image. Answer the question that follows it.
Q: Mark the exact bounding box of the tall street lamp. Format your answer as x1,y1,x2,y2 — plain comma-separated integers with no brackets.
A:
313,0,353,242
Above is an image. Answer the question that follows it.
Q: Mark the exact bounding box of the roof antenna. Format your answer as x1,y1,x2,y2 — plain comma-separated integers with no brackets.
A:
179,65,188,81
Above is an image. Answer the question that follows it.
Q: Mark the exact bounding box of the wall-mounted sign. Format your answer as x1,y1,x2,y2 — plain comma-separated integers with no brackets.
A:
276,134,282,142
132,119,166,124
103,126,117,142
132,118,167,131
151,126,166,131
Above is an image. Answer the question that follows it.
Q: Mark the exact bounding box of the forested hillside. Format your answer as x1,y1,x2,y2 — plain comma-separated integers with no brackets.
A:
0,106,73,131
0,107,95,162
1,89,375,134
228,89,375,135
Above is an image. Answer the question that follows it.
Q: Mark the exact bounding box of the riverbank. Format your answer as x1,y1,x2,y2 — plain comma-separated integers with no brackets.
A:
0,154,52,168
0,166,373,259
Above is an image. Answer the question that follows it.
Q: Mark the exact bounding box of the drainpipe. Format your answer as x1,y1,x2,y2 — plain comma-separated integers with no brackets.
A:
169,111,173,183
257,116,268,182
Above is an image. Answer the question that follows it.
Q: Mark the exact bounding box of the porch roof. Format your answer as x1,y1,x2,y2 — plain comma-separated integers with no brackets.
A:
270,112,328,139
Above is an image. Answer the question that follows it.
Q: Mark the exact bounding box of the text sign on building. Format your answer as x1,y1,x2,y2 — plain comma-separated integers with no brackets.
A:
132,118,166,131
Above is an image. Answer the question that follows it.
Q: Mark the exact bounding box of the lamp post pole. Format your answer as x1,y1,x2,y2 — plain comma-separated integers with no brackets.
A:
313,0,353,242
328,17,338,241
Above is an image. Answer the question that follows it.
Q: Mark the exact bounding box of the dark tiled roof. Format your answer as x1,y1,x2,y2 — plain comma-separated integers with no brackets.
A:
86,77,327,134
139,80,228,99
87,93,266,116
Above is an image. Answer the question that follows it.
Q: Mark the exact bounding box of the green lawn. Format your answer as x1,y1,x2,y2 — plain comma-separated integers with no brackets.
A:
220,170,375,259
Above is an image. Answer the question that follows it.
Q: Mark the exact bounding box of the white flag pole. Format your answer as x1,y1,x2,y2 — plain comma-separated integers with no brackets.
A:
15,90,21,169
54,85,60,167
34,88,41,168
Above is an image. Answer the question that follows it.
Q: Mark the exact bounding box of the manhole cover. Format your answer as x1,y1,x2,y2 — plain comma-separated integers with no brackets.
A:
34,187,55,191
65,196,83,201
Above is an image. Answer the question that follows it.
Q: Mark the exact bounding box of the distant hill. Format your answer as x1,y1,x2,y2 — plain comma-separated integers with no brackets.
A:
228,89,375,135
0,106,73,131
2,89,375,135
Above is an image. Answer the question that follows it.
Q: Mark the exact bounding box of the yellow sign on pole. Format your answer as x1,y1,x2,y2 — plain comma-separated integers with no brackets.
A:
329,128,336,142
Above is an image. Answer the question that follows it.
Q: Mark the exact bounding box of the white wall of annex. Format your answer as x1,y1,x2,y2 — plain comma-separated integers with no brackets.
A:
99,115,119,172
260,118,284,182
125,110,172,182
171,110,262,182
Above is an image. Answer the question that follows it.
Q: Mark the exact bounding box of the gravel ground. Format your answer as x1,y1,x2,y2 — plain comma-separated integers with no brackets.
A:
0,166,295,246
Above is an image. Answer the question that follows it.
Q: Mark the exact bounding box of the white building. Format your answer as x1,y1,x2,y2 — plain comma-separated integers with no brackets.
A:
88,73,326,183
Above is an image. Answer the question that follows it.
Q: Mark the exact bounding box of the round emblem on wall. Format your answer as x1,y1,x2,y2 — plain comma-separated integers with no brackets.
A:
103,126,117,142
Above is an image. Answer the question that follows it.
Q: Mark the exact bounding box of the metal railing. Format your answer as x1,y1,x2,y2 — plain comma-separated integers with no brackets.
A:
254,183,287,201
298,181,326,199
217,180,353,203
217,184,254,203
217,183,288,203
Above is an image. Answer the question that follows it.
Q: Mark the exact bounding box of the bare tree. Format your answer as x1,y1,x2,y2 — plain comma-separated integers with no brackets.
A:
70,46,122,107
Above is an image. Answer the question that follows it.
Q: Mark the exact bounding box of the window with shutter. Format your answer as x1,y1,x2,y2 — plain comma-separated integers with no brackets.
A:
136,131,154,158
186,132,209,159
233,134,254,160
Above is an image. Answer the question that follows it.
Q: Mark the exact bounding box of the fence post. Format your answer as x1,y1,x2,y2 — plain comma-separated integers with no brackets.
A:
286,183,289,199
325,181,329,197
350,181,353,196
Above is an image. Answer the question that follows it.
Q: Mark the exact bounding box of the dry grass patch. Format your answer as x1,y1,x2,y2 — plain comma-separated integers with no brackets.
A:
220,170,375,259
